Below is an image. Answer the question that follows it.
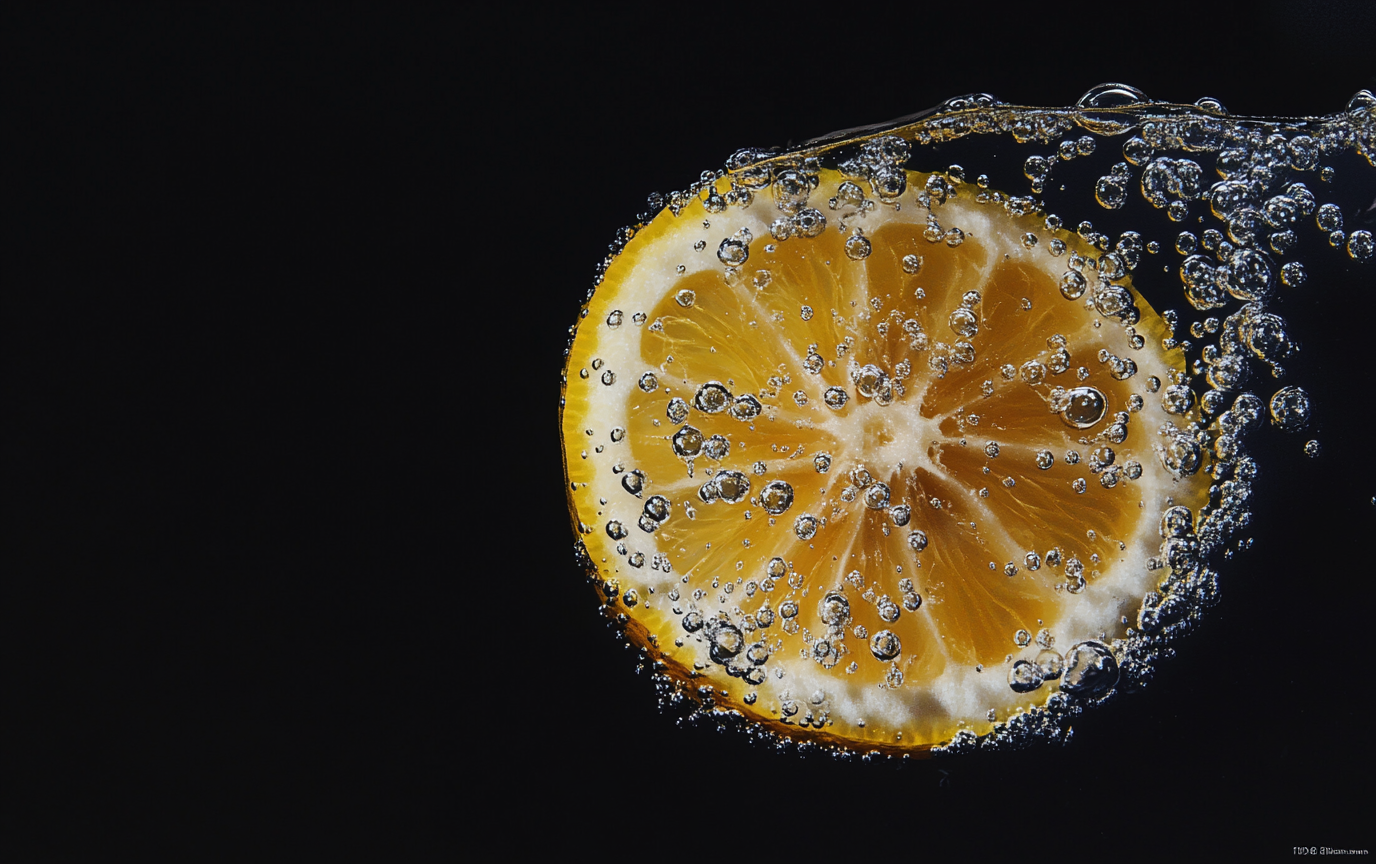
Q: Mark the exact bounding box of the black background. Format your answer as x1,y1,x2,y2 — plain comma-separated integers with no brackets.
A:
6,2,1375,857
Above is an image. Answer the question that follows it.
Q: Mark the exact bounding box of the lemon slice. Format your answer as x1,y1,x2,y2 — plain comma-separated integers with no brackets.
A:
561,162,1208,753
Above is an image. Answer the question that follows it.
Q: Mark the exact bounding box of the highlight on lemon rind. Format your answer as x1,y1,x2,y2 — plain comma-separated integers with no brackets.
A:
560,87,1375,757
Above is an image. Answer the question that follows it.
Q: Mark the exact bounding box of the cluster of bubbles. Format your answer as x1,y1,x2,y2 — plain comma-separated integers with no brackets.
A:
572,84,1374,759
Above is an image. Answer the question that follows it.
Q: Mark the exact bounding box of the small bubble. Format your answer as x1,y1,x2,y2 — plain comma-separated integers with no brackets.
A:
870,630,901,661
1269,386,1311,431
949,307,979,338
702,435,729,460
1021,361,1047,385
694,382,732,414
1350,230,1374,261
672,425,704,458
760,480,795,515
845,233,872,260
1095,175,1127,209
1008,660,1044,693
714,470,751,504
1316,203,1343,232
863,482,891,510
1281,261,1307,287
729,394,763,421
666,397,690,424
1161,384,1194,415
1061,387,1107,428
643,495,670,522
621,470,645,497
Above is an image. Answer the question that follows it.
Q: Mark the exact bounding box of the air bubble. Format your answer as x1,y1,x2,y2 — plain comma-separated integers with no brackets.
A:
716,238,748,269
844,233,872,260
863,483,891,510
1060,387,1107,428
1161,384,1194,415
694,382,732,414
1060,641,1119,697
1269,386,1311,431
760,481,795,515
667,398,690,424
644,495,671,522
1350,230,1374,261
672,425,704,458
1008,660,1044,693
819,592,850,627
702,435,729,460
949,308,979,338
870,630,901,661
729,394,763,421
1316,203,1343,231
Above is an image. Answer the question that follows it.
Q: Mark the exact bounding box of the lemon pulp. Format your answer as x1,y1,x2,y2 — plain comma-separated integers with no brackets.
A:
561,166,1207,753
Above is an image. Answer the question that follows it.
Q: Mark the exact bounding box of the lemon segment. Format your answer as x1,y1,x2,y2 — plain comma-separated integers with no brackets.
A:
562,169,1208,752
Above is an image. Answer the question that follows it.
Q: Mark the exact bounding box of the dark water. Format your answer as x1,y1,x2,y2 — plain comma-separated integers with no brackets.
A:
8,3,1375,857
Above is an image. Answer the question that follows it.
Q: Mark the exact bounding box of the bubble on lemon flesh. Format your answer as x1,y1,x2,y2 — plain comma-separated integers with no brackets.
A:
561,93,1375,755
